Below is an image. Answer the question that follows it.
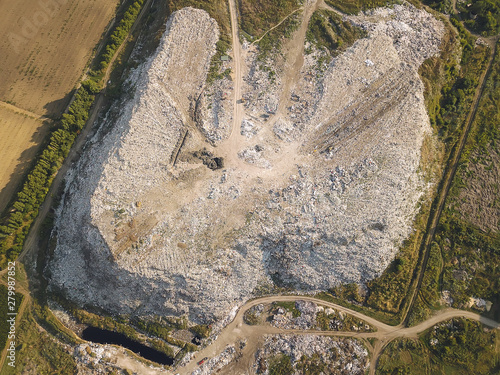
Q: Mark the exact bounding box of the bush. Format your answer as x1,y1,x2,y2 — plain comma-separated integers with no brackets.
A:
268,354,294,375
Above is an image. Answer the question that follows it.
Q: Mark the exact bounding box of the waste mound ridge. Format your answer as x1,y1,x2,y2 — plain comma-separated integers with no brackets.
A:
49,5,444,324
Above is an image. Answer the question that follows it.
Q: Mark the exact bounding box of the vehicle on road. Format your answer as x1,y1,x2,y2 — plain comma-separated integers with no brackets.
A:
198,357,208,365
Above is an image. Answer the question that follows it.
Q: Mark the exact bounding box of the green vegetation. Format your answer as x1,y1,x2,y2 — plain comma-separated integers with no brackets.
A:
239,0,300,38
60,300,139,341
462,39,500,156
315,291,400,326
378,319,498,374
425,0,500,36
132,315,198,349
407,241,444,326
148,338,175,358
324,0,395,15
256,12,301,62
166,0,232,83
133,316,188,339
268,354,294,375
431,18,489,145
0,309,77,375
98,0,146,71
419,242,443,307
425,318,498,373
306,9,366,58
296,353,329,374
438,217,500,303
238,0,301,62
274,301,301,318
31,302,82,346
329,283,363,305
316,309,374,332
376,338,433,374
410,40,500,324
243,310,260,325
463,0,500,35
190,324,211,338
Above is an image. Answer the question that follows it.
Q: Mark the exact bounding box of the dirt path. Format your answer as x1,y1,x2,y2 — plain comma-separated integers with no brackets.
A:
250,7,304,46
269,0,319,127
216,0,252,173
0,101,50,121
319,0,346,15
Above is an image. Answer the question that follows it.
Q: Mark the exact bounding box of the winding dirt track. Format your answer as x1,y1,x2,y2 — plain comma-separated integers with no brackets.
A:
179,295,499,375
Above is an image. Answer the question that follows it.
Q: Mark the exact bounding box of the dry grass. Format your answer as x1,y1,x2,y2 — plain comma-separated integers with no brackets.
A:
0,0,119,116
0,105,51,213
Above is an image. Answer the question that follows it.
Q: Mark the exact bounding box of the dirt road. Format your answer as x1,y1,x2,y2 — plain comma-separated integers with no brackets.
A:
225,0,244,153
179,295,499,375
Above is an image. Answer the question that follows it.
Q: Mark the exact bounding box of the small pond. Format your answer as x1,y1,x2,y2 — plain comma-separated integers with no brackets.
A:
82,326,174,365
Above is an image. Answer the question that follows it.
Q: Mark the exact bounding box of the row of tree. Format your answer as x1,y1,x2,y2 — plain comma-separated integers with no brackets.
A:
99,0,145,71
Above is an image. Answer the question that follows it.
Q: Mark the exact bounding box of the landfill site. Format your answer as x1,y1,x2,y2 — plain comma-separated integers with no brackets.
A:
48,1,445,329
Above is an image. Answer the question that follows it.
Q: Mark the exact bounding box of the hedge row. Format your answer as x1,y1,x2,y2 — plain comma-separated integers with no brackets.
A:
99,0,145,71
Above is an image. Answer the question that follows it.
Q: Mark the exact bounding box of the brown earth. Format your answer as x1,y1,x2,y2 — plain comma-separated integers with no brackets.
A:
0,0,118,116
0,104,52,213
0,0,119,211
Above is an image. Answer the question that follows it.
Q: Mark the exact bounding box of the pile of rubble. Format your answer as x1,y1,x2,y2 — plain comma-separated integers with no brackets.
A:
255,335,369,375
49,3,445,328
196,73,233,145
270,300,372,332
349,4,444,68
191,346,237,375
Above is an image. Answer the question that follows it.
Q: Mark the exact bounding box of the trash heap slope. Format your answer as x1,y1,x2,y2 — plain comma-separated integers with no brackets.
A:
49,5,444,324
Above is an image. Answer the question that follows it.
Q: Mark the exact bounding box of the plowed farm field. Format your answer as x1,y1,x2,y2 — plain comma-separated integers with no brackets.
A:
0,0,119,211
0,104,50,213
0,0,118,116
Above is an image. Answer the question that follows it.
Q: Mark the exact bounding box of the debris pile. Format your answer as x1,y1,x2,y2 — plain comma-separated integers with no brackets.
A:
255,335,369,375
49,4,445,328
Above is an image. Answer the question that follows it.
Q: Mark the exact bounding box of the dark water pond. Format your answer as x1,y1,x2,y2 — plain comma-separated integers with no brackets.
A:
82,326,174,365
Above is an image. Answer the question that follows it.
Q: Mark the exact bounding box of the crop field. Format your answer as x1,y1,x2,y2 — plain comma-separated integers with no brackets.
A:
0,105,51,213
0,0,119,116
